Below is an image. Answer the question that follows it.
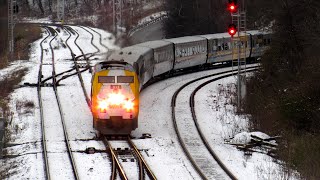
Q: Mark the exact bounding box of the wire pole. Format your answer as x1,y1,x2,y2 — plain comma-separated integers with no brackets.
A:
113,0,122,35
57,0,65,23
8,0,17,62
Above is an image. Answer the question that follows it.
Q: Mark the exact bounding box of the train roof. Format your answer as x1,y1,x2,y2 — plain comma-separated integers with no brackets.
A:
134,40,173,49
246,30,271,35
108,46,152,65
198,30,271,39
164,36,206,44
197,32,231,39
94,60,134,72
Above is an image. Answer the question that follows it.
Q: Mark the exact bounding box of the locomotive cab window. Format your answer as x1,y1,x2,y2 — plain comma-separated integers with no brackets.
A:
98,76,115,83
117,76,134,83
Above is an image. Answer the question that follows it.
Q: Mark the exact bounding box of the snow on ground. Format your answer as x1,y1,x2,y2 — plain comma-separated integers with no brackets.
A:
0,23,299,179
0,25,114,179
21,17,53,24
132,65,299,179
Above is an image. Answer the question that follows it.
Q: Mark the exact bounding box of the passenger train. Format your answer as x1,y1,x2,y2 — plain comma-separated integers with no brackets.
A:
91,30,272,135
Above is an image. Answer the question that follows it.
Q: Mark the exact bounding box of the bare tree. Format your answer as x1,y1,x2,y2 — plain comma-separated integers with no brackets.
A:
24,0,30,9
48,0,52,12
37,0,44,15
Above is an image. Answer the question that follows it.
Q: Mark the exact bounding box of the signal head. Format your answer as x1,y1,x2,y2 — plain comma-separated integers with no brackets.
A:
228,24,237,37
227,0,238,13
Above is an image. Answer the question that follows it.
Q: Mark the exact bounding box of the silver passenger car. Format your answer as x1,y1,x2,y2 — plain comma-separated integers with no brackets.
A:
198,33,233,63
248,30,272,59
135,40,174,77
165,36,207,70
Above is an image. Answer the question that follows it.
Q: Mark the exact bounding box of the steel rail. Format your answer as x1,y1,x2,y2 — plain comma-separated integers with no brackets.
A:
128,136,157,180
75,26,96,73
171,66,259,179
78,26,100,54
102,137,128,180
38,26,53,180
41,67,76,84
47,26,80,180
55,67,89,85
189,69,259,180
63,26,92,108
110,153,116,180
65,25,90,70
84,26,109,50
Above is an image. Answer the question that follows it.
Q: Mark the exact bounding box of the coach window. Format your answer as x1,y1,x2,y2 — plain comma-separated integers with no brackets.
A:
182,48,186,57
178,49,181,57
218,40,222,51
221,39,224,51
157,53,161,63
212,40,218,52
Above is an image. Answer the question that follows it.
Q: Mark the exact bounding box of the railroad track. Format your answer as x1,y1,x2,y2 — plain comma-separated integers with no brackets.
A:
102,136,157,180
38,26,80,179
62,25,109,107
62,25,157,180
171,66,259,180
65,25,93,73
37,26,52,180
78,26,100,54
43,25,157,179
85,26,110,50
62,26,92,107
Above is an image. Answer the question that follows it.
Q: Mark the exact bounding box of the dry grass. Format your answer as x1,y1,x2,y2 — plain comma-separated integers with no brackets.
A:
15,100,35,116
0,69,28,121
14,24,41,60
0,69,28,179
244,55,320,179
0,24,39,116
0,24,41,69
277,133,320,180
0,55,9,69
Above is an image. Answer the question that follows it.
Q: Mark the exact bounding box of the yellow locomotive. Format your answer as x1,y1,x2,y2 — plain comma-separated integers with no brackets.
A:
91,61,139,135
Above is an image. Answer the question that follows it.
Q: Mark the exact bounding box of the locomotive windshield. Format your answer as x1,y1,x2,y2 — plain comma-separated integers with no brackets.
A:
117,76,134,83
98,76,115,83
98,76,134,83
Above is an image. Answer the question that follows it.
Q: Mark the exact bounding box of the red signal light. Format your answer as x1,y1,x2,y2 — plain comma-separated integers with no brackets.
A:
228,3,237,12
228,0,238,13
228,24,237,37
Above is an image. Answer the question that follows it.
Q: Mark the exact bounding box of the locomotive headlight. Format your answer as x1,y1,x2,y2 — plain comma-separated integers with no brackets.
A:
98,100,108,111
124,101,134,112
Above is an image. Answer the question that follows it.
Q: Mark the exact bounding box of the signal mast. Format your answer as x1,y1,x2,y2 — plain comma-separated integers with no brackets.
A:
227,0,247,109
